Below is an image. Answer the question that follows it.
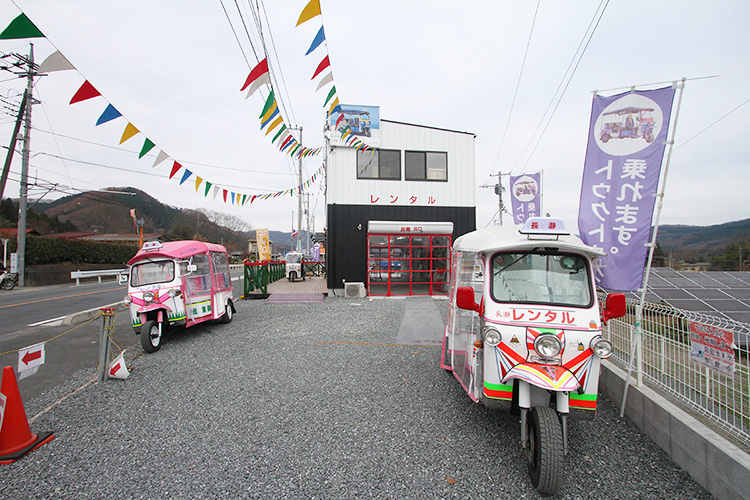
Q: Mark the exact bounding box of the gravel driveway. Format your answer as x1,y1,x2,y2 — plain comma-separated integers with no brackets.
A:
2,297,713,499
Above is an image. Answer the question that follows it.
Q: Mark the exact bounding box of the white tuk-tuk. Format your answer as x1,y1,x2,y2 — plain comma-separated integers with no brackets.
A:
285,251,305,281
122,240,235,353
441,218,625,495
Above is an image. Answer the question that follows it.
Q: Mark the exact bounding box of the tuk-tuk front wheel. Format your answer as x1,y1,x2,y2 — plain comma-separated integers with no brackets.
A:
140,320,162,353
526,406,564,495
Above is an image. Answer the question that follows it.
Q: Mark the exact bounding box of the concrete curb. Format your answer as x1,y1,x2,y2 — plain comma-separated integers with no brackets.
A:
61,301,128,326
600,360,750,500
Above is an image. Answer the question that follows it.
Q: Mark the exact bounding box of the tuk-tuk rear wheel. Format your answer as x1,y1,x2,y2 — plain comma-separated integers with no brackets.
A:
526,406,564,495
140,320,162,353
220,300,234,324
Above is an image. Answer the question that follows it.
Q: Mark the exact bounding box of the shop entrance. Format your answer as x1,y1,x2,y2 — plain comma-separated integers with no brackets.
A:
366,221,452,297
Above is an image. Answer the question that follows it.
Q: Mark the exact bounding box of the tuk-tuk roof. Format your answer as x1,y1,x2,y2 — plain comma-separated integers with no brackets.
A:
127,240,227,265
453,225,605,259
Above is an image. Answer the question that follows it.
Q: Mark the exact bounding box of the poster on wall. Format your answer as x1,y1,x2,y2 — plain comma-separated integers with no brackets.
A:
328,104,380,147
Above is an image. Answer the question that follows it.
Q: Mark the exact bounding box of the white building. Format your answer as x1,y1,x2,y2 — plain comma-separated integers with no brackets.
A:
325,106,476,297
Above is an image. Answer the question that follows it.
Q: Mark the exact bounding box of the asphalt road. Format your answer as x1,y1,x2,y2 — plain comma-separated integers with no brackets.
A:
0,270,244,403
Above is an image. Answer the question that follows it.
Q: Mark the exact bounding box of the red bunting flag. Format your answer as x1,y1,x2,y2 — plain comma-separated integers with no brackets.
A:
241,58,269,91
70,81,100,104
169,161,182,179
311,56,330,80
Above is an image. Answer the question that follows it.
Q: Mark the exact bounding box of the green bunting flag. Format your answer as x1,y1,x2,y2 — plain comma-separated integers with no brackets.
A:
0,13,44,39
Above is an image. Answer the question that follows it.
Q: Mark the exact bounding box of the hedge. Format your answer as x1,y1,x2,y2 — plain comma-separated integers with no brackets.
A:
6,236,139,265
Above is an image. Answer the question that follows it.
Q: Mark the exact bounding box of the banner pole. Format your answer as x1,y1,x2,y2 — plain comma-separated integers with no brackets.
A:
626,77,686,401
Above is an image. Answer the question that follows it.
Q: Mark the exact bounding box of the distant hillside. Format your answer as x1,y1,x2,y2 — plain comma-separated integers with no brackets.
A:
657,219,750,253
37,187,254,253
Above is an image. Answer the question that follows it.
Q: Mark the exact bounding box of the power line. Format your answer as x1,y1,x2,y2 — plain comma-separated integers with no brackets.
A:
510,0,610,175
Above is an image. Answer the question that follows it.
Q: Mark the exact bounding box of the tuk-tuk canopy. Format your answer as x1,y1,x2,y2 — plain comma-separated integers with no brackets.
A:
127,240,228,266
453,224,605,259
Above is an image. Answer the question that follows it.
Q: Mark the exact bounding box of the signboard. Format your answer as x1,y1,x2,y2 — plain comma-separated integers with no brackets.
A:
327,104,380,147
689,321,735,377
10,252,18,273
578,87,675,291
256,229,270,261
18,342,45,380
509,172,541,225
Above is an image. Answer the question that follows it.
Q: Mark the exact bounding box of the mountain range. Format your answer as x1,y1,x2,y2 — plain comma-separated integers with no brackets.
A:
3,188,747,259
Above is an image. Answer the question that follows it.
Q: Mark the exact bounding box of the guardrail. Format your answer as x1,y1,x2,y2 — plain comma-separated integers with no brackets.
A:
71,269,126,285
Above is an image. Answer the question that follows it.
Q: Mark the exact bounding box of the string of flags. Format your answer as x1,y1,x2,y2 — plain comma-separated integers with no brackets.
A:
0,12,321,206
295,0,377,153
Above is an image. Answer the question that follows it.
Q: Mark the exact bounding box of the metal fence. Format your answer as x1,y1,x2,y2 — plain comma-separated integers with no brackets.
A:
602,292,750,450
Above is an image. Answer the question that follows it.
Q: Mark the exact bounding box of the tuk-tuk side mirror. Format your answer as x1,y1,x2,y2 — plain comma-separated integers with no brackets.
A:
602,293,626,324
118,271,128,285
456,286,480,313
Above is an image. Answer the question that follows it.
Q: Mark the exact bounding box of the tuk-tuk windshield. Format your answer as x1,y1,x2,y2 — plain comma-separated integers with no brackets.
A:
131,260,175,287
491,252,592,307
286,254,302,264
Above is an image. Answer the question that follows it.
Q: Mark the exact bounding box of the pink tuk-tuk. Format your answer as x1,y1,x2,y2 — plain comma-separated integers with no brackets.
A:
122,240,235,353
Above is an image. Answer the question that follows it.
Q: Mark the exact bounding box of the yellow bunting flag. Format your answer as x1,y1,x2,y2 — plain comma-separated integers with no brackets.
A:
120,123,139,144
296,0,321,27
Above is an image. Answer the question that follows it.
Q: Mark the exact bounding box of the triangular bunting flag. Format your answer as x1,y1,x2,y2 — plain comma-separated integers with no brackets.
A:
305,26,325,55
311,56,330,80
245,73,271,99
241,58,269,91
152,150,169,167
315,72,334,92
260,107,279,130
70,81,100,104
0,13,44,39
324,86,337,107
195,176,203,192
95,104,121,126
296,0,321,26
328,97,340,115
179,169,192,185
169,161,182,179
259,91,276,118
139,139,155,159
222,189,228,203
265,116,284,136
204,181,212,197
39,50,74,73
120,123,139,144
213,186,220,200
272,125,288,144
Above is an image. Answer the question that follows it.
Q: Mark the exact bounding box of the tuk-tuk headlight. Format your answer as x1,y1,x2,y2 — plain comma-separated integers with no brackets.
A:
123,295,132,305
482,327,502,347
168,288,180,297
143,291,155,302
534,334,562,358
591,337,613,358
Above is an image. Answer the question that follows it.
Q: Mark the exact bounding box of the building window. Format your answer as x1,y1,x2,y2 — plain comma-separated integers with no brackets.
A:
357,149,401,180
405,151,447,181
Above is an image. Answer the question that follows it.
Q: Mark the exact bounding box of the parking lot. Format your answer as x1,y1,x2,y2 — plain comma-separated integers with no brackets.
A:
1,297,713,499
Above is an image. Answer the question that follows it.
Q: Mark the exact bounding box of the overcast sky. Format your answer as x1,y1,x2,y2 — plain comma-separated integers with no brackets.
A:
0,0,747,235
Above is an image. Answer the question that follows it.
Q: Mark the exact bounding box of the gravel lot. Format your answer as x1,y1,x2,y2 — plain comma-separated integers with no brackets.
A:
2,297,714,499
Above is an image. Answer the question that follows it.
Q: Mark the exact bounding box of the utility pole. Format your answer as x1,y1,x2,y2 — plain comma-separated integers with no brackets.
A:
289,126,303,253
17,44,36,287
480,172,507,226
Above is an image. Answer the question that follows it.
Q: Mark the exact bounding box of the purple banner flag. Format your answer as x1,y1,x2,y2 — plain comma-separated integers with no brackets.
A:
509,172,541,225
578,86,676,291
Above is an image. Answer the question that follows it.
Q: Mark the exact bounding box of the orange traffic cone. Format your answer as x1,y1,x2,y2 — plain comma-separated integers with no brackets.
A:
0,366,54,464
